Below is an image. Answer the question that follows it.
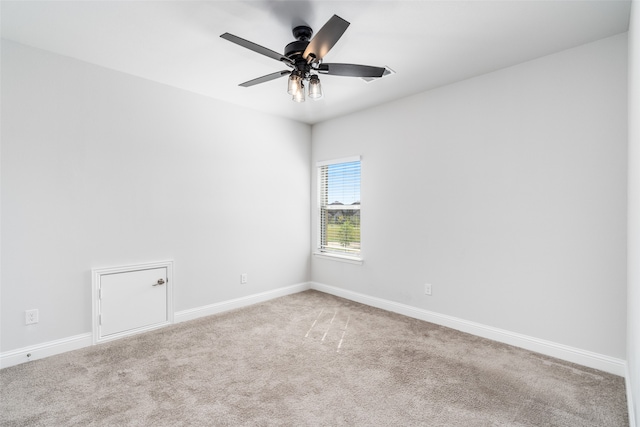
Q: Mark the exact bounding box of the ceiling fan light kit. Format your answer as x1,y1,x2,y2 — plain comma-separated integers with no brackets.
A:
220,15,386,103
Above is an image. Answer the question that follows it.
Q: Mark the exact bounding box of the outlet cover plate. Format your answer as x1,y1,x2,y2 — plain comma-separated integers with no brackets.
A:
25,309,39,325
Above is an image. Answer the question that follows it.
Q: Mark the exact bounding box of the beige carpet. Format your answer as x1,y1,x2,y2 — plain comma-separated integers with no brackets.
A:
0,290,629,426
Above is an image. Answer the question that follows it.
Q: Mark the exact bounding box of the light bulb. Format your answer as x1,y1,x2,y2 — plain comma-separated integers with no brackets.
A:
293,82,305,102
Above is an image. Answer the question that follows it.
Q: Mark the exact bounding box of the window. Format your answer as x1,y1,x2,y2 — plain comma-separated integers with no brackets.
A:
317,156,361,260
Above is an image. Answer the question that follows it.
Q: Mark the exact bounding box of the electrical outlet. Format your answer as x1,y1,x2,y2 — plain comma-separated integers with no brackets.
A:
424,284,432,296
25,309,39,325
240,273,247,284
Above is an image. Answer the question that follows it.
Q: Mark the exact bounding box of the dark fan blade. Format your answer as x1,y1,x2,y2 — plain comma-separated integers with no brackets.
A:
317,63,386,78
239,70,291,87
221,33,293,65
303,15,350,62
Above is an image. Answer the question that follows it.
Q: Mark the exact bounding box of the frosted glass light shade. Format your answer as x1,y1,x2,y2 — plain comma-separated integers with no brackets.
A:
308,75,323,99
287,74,302,95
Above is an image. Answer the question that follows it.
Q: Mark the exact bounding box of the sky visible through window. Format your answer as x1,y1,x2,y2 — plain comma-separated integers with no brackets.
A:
327,161,360,205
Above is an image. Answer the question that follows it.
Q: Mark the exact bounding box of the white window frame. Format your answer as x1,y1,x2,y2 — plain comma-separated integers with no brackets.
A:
314,156,363,264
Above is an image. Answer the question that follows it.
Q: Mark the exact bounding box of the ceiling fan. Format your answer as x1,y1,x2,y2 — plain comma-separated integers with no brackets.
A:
220,15,387,102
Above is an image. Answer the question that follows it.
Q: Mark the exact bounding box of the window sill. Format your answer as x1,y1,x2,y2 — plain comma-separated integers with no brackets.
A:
313,252,363,265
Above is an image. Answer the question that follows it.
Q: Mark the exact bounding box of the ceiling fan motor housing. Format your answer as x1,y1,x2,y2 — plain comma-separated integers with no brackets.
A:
284,40,309,59
285,26,313,60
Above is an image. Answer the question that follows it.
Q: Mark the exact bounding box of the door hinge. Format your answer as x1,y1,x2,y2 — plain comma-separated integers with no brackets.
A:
99,314,102,326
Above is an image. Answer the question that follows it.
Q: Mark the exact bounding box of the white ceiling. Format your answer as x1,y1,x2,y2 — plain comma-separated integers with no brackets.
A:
1,1,631,125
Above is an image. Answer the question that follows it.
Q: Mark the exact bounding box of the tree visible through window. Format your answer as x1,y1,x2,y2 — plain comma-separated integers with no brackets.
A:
318,157,361,257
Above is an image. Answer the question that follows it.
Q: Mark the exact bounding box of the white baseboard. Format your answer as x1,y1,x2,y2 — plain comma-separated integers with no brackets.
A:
309,282,627,376
1,281,633,422
0,333,93,369
0,282,311,370
0,281,627,379
174,282,311,323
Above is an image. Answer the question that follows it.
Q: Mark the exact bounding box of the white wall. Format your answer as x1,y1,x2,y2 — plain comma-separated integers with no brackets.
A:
628,0,640,424
311,34,628,359
0,40,311,352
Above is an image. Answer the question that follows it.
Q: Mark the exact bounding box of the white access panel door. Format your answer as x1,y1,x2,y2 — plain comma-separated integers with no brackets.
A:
96,265,171,341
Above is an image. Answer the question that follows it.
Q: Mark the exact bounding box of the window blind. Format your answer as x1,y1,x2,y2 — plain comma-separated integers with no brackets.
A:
318,157,361,257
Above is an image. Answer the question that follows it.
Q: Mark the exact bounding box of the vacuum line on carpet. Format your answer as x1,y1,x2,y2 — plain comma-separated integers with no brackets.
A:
337,315,351,352
321,312,337,342
342,315,350,331
305,309,324,338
